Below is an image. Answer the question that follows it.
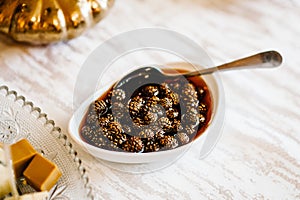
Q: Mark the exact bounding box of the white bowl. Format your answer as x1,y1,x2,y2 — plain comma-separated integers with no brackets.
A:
68,63,225,164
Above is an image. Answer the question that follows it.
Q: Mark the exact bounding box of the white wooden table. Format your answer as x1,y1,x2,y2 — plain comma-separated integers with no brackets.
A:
1,0,300,199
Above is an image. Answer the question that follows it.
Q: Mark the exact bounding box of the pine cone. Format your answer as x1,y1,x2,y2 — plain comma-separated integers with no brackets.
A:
111,88,126,101
169,82,181,91
94,100,107,115
111,102,126,119
122,137,144,152
81,126,108,148
166,108,179,119
183,83,197,96
144,139,160,152
106,121,122,135
182,113,199,128
86,111,98,125
143,111,158,125
159,135,178,150
159,82,173,97
175,132,190,145
104,121,126,145
168,92,180,105
138,128,155,139
184,125,197,137
158,117,172,131
129,96,144,116
98,113,115,128
146,96,160,108
143,85,159,97
160,98,173,109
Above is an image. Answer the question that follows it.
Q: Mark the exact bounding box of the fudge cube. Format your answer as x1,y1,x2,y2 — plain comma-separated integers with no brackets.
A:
23,154,62,191
10,139,37,178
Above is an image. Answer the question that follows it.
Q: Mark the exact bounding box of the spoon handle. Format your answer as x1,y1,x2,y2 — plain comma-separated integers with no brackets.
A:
184,50,283,77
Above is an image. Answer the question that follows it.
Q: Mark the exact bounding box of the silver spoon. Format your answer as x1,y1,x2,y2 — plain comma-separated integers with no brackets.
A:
114,50,282,89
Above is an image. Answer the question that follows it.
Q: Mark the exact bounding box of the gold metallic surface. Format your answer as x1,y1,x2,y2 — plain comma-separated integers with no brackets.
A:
0,0,114,44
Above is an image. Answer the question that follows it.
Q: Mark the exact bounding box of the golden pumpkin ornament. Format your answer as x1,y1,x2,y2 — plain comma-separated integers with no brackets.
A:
0,0,114,44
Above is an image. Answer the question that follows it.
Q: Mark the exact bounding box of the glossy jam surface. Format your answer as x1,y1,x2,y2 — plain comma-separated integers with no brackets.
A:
80,68,212,153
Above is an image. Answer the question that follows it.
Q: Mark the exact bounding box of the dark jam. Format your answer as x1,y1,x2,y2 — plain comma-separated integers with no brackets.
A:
79,68,212,153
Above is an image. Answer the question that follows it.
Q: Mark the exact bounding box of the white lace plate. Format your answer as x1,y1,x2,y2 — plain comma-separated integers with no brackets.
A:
0,85,93,200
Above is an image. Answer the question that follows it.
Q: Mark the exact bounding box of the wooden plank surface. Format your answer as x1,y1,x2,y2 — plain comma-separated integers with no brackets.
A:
0,0,300,199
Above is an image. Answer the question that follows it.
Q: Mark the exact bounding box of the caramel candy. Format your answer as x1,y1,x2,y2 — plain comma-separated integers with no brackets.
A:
23,154,62,191
10,139,37,178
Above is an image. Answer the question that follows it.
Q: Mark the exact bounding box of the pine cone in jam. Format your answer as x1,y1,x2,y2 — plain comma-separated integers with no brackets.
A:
0,0,114,44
